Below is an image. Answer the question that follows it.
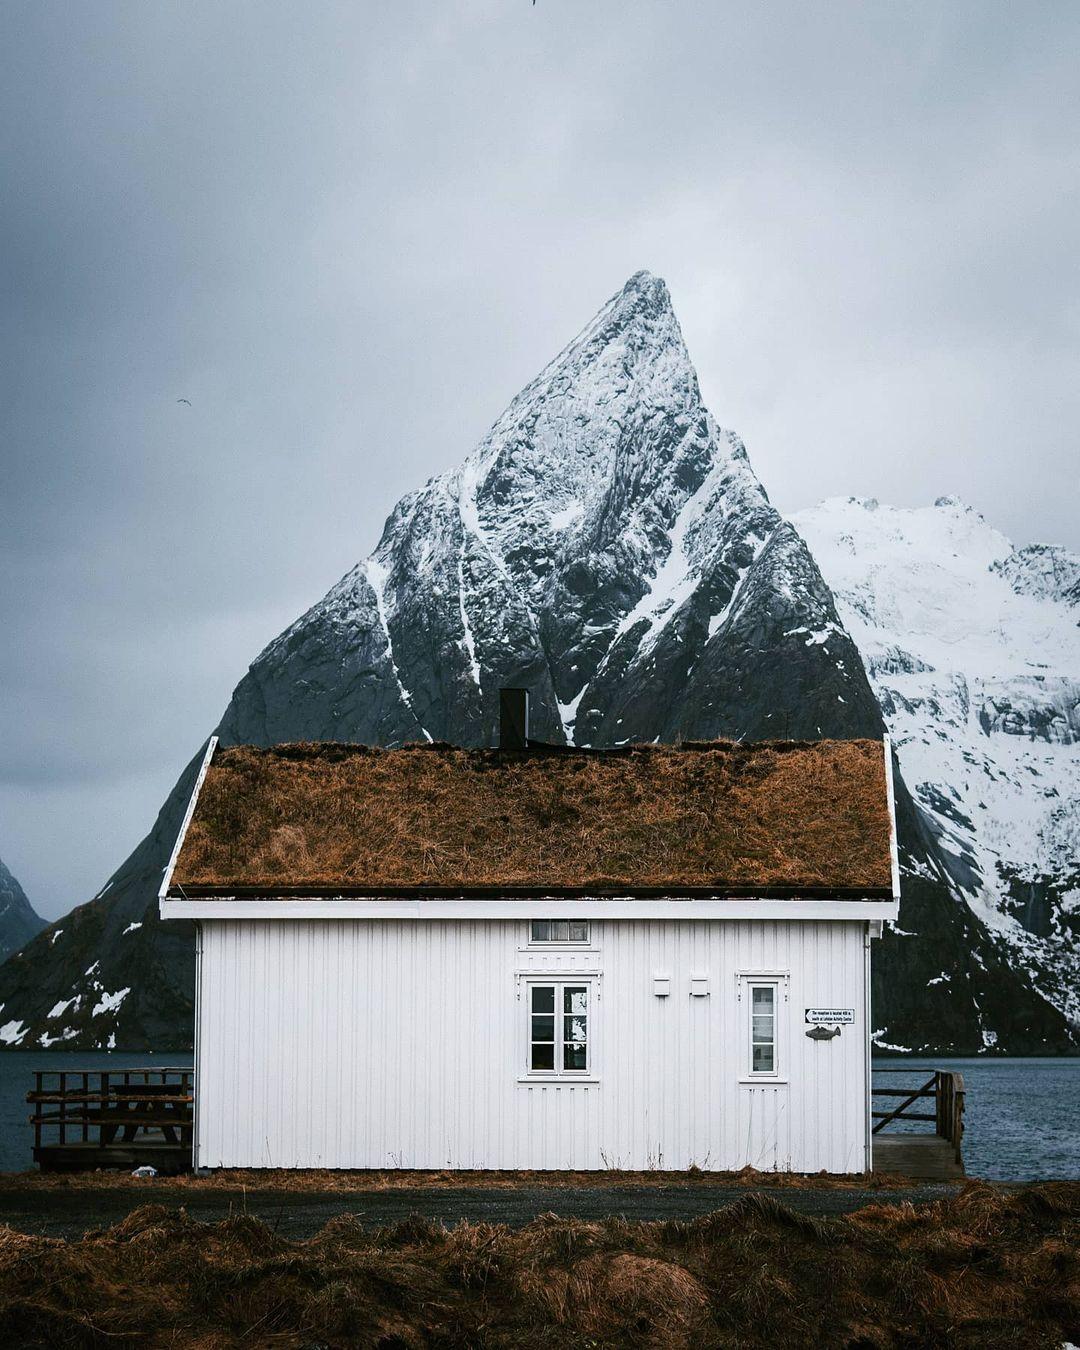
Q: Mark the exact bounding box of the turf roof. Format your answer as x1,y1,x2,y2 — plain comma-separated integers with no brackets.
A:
169,738,894,898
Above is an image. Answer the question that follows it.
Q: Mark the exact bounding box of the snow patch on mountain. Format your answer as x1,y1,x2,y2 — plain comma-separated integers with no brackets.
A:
610,457,730,648
0,1019,27,1045
793,495,1080,1025
366,557,433,742
91,986,131,1019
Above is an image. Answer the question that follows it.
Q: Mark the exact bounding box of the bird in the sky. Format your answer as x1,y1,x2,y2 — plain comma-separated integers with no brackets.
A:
176,398,191,405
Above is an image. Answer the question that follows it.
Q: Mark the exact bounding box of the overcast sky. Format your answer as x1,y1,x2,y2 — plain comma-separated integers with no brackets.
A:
2,2,1078,920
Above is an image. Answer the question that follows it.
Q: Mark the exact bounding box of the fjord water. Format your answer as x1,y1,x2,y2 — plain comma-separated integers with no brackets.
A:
0,1053,1075,1179
872,1057,1079,1182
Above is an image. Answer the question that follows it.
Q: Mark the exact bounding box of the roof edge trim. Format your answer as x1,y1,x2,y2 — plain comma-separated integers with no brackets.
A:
161,897,901,922
158,736,219,903
882,733,901,901
166,881,895,901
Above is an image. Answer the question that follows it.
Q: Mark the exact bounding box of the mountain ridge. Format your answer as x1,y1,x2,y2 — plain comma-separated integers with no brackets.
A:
0,856,45,966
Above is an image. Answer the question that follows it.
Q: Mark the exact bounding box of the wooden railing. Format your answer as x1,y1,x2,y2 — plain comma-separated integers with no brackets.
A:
28,1067,194,1170
871,1068,965,1164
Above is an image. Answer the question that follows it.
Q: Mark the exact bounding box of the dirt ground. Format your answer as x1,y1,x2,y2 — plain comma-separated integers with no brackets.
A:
3,1164,945,1192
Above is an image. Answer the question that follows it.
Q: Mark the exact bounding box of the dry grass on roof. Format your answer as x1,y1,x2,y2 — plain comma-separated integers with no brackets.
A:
172,738,892,894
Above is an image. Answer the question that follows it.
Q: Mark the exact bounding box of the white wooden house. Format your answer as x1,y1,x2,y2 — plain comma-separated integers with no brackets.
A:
160,695,900,1173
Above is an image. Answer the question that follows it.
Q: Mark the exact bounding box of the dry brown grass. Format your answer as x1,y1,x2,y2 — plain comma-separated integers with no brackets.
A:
173,738,892,894
0,1164,937,1193
0,1182,1075,1347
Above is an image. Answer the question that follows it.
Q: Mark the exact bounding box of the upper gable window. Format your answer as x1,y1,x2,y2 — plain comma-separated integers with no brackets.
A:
530,920,589,944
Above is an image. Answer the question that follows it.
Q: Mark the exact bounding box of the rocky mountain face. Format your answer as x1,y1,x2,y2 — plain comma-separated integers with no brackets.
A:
0,273,1074,1053
794,496,1080,1043
0,856,45,966
217,271,876,750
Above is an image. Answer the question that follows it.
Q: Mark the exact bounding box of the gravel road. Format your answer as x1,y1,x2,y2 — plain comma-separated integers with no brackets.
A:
0,1182,958,1241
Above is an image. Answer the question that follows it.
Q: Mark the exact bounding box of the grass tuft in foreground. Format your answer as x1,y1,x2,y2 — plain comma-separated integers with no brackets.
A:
0,1180,1076,1347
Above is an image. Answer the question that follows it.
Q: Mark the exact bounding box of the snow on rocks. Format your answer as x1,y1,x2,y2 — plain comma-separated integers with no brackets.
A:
221,270,820,752
794,495,1080,1026
0,1019,27,1046
91,987,131,1019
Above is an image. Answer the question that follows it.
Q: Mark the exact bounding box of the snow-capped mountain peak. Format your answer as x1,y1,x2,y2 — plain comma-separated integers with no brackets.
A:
797,496,1080,680
223,272,869,752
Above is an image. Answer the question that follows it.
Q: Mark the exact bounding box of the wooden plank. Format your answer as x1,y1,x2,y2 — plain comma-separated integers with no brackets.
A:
871,1075,937,1133
28,1063,194,1074
30,1066,194,1074
28,1094,193,1105
873,1135,964,1180
30,1111,192,1125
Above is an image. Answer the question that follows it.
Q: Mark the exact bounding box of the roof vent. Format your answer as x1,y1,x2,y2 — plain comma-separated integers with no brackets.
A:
499,688,530,750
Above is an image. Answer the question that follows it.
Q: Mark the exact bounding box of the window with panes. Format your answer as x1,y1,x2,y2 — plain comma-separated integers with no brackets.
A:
530,920,588,943
749,983,777,1075
527,982,589,1074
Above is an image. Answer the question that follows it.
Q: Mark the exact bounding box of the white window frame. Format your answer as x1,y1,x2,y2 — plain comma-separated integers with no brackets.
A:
527,919,590,946
737,972,788,1083
521,977,594,1081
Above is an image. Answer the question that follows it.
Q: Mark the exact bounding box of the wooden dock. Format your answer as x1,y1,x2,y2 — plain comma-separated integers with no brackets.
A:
28,1067,193,1174
871,1068,965,1179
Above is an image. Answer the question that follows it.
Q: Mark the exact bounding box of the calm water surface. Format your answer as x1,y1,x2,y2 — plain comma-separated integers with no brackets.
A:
0,1052,1074,1179
872,1056,1079,1182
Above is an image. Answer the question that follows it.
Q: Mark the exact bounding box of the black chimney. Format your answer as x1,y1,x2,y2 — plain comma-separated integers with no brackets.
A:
499,688,530,750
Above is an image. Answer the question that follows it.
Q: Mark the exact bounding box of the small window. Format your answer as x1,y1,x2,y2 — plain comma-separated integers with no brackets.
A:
528,982,589,1075
749,983,777,1075
530,919,589,944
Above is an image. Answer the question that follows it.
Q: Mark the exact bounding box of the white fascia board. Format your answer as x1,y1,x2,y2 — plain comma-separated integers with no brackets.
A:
160,896,900,922
882,733,902,902
158,736,219,906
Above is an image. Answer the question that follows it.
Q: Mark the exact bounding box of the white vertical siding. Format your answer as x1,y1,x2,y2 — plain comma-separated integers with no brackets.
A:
196,918,868,1172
